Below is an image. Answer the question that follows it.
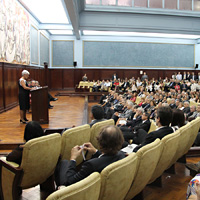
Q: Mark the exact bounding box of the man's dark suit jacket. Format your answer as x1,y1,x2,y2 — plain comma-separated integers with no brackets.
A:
126,115,142,128
183,107,190,114
133,126,174,152
122,82,130,89
169,104,176,109
189,75,197,80
134,120,151,132
112,74,118,80
65,151,125,186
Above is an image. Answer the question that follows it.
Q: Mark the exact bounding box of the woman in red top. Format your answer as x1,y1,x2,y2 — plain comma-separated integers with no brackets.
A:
174,83,180,92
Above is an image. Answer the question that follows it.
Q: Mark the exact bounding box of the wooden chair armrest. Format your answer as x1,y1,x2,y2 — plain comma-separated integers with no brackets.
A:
0,159,23,200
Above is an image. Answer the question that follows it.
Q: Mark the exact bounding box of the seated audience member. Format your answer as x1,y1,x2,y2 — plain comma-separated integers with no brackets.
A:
82,74,88,82
99,94,107,104
187,175,200,200
169,98,176,109
187,105,198,122
105,80,111,90
89,105,106,127
133,106,173,152
122,112,151,144
130,92,137,103
188,105,200,147
54,125,125,187
183,101,191,114
119,107,143,135
197,104,200,117
112,101,133,124
6,121,44,165
171,109,185,130
121,78,130,91
30,80,57,109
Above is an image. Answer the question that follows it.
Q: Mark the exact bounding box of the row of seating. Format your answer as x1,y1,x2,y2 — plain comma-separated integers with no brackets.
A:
46,117,200,200
77,81,112,92
0,118,199,200
0,119,114,200
135,96,199,108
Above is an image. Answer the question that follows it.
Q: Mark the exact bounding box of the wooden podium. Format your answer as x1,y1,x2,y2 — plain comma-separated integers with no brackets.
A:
31,86,49,124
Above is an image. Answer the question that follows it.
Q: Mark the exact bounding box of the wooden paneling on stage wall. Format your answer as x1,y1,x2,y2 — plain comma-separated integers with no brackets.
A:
49,68,199,89
0,62,45,113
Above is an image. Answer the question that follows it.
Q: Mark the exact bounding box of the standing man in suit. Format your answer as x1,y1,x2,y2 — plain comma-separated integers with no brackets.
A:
55,125,125,187
141,72,148,82
198,72,200,81
112,73,118,81
187,72,191,81
133,106,173,152
183,71,187,80
190,72,197,81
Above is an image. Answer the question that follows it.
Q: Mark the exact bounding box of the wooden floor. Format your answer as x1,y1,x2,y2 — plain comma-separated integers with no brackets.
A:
0,94,199,199
0,93,85,144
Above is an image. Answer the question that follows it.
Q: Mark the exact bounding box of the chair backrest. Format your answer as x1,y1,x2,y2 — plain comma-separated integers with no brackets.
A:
78,81,84,88
149,130,180,184
90,119,114,149
135,96,141,105
82,82,88,88
190,100,198,107
20,133,61,189
148,120,157,133
46,172,101,200
187,117,200,150
170,123,191,165
125,139,162,200
99,153,138,200
61,124,91,165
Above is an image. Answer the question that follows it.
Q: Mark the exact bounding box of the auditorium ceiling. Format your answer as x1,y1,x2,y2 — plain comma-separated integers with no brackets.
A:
18,0,200,40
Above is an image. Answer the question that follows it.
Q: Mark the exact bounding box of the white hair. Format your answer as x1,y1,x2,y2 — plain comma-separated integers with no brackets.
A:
22,70,30,76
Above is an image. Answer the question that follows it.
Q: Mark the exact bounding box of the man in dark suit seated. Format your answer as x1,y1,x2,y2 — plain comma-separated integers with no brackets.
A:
183,101,190,114
89,105,106,127
133,106,174,152
169,98,176,109
122,112,151,143
121,78,130,91
54,125,125,187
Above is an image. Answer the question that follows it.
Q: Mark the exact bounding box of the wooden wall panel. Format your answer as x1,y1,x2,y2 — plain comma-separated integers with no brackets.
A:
0,62,45,113
4,64,19,109
124,70,138,79
63,69,74,89
26,67,45,86
49,69,63,89
0,63,4,112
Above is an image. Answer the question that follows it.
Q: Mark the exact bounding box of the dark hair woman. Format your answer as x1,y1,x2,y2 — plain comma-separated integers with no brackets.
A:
6,121,44,165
